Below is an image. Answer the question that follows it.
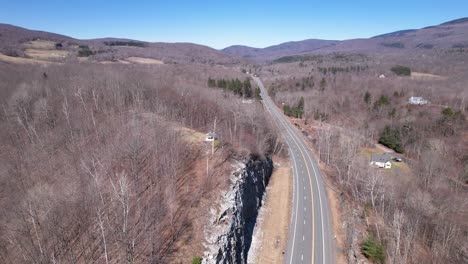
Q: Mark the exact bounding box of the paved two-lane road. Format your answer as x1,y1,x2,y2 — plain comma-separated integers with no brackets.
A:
253,76,334,264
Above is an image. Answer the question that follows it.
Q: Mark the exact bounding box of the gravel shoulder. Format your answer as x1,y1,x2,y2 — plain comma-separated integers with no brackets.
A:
252,156,292,264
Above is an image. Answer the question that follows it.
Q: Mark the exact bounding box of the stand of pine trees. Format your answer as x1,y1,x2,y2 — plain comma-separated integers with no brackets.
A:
208,77,258,98
283,97,304,118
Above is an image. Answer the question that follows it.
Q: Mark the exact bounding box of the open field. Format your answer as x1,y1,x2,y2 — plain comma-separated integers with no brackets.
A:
361,147,410,171
23,39,57,49
178,126,208,143
411,71,447,80
0,53,59,64
100,60,131,64
24,48,70,60
125,56,164,64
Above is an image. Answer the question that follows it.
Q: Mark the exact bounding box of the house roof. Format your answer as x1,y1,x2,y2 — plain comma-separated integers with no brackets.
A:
409,96,428,102
206,132,217,137
370,153,394,163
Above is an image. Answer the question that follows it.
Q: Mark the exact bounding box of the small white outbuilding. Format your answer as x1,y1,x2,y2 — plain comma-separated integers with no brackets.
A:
408,96,428,105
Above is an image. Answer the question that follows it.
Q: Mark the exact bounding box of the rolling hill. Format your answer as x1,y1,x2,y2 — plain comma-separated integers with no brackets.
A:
222,39,339,61
221,17,468,61
3,17,467,64
0,23,239,64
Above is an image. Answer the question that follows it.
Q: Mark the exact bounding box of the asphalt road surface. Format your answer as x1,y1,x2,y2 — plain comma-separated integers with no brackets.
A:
253,76,334,264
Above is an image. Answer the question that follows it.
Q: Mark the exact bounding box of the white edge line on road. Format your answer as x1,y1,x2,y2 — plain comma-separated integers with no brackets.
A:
286,116,301,264
256,77,321,264
284,109,328,264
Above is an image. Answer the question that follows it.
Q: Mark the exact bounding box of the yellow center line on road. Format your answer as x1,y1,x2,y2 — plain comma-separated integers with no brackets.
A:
262,94,316,264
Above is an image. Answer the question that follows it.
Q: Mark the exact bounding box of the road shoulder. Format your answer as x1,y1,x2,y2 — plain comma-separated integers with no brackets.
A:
250,156,292,264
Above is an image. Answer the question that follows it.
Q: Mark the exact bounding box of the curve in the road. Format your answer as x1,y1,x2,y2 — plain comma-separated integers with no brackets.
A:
253,76,334,264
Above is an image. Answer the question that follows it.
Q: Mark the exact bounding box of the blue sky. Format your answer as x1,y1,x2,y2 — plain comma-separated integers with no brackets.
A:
1,1,467,49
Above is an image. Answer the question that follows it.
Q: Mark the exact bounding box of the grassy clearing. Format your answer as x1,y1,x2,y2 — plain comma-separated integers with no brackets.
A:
361,147,383,157
411,72,447,80
125,57,164,64
23,40,56,49
0,53,59,64
24,49,70,60
100,60,131,64
391,160,410,170
177,126,207,143
360,147,410,172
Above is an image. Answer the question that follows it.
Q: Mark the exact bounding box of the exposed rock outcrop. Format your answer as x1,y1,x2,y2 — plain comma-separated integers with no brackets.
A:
203,156,273,264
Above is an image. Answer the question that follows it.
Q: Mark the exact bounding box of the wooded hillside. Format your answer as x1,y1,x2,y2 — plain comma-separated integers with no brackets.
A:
0,62,278,263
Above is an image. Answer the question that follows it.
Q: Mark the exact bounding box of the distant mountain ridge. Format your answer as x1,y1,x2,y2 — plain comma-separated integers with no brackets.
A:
0,23,239,64
221,17,468,61
371,29,418,39
222,39,339,61
1,17,467,64
440,17,468,25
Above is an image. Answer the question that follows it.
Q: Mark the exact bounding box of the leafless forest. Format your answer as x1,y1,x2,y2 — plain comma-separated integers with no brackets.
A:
0,62,278,263
258,49,468,263
1,18,467,264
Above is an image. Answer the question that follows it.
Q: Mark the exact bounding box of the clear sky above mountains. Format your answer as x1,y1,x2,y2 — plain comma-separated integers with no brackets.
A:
1,0,467,49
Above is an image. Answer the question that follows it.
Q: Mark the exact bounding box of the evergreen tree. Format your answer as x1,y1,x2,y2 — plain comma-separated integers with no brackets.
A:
297,96,304,111
283,104,291,116
373,95,390,110
391,65,411,76
243,78,252,97
207,77,216,87
378,125,404,153
320,77,326,91
254,87,261,100
364,91,371,106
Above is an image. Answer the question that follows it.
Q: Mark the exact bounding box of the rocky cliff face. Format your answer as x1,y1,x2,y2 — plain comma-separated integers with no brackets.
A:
203,156,273,264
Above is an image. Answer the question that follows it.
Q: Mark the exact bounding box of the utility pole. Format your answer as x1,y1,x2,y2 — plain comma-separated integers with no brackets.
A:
212,116,217,155
206,155,209,178
212,138,214,155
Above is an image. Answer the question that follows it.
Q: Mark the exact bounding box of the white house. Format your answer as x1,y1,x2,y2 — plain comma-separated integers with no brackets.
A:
370,153,393,169
408,96,429,105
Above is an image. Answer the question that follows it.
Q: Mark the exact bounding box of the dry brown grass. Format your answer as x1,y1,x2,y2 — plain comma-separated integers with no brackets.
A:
21,40,70,61
0,53,59,64
254,156,291,264
177,126,208,143
23,39,56,49
411,72,447,80
361,147,410,171
125,57,164,64
24,48,70,60
100,60,131,64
